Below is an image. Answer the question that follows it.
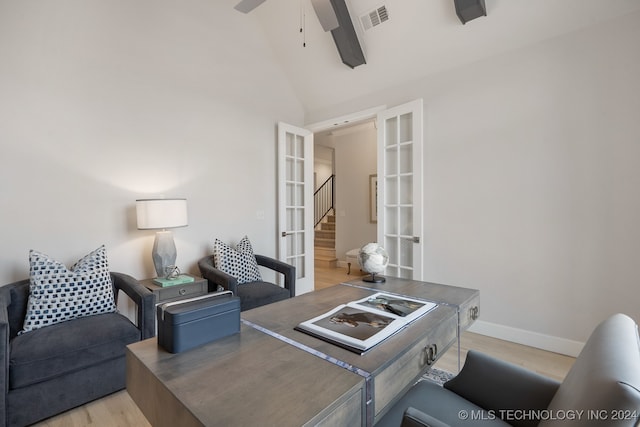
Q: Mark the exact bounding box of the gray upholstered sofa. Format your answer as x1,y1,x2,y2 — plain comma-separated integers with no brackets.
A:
0,272,155,427
376,313,640,427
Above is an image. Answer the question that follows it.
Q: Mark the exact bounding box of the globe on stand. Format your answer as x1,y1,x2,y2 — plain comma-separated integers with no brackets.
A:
357,243,389,283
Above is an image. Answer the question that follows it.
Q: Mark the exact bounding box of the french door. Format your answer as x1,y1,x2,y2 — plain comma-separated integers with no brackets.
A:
377,99,424,280
277,122,314,295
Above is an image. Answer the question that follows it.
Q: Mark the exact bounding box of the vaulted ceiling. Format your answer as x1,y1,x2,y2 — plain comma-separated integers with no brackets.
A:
237,0,640,116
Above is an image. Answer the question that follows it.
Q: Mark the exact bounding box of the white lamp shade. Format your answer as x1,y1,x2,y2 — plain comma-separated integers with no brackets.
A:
136,199,188,230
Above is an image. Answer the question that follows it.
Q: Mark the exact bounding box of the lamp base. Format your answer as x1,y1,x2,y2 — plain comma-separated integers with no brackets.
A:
152,230,177,278
362,273,386,283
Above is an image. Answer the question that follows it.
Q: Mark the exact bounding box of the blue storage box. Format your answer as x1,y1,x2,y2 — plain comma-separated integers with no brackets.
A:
157,291,240,353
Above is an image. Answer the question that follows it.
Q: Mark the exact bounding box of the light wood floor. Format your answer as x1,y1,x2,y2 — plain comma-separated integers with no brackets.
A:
34,266,574,427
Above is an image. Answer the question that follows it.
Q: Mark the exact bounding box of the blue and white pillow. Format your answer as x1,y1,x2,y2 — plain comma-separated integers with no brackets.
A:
213,236,262,285
20,245,117,334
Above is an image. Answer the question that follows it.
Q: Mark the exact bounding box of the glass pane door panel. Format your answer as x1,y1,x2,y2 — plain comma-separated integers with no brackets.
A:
295,135,304,157
400,207,413,235
398,267,412,279
385,147,398,175
286,133,295,156
385,117,398,146
286,234,295,256
296,257,305,279
399,113,413,143
286,209,295,229
386,266,398,277
286,158,295,181
399,144,413,174
385,237,398,263
384,176,398,204
294,184,304,206
285,208,304,239
296,233,305,253
399,176,413,205
295,159,304,182
295,209,304,231
286,183,296,206
399,239,414,268
385,207,398,235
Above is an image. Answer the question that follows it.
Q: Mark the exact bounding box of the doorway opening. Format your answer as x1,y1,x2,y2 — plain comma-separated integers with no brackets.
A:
296,99,423,291
312,117,379,290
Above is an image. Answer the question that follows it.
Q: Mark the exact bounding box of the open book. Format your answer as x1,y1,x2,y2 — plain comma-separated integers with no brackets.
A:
294,292,438,355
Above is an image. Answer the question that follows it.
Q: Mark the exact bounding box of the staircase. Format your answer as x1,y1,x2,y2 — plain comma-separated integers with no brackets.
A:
315,213,338,268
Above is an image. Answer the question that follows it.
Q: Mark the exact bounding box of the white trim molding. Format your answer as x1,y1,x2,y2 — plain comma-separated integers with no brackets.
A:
468,320,585,358
305,105,386,133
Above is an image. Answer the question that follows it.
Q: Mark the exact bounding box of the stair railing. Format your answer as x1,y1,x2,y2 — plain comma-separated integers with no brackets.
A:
314,175,335,227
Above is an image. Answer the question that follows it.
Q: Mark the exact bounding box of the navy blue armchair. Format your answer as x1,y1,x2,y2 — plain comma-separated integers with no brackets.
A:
0,272,154,427
198,254,295,311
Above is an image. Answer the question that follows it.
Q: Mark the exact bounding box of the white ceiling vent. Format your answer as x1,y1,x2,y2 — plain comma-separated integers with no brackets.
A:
360,5,389,31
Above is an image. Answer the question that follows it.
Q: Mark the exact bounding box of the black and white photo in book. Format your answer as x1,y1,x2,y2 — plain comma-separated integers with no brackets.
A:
294,293,438,354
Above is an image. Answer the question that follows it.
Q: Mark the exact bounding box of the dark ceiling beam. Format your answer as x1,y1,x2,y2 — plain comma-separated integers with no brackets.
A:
328,0,366,69
454,0,487,24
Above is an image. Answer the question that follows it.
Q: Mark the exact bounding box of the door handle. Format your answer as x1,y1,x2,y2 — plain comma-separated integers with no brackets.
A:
412,236,420,244
422,344,438,366
281,231,292,237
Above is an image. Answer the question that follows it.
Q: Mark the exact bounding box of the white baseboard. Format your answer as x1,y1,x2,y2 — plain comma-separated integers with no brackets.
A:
468,320,584,357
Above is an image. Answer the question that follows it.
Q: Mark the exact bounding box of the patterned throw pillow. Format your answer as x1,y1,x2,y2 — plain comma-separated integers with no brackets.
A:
20,245,117,334
213,236,262,285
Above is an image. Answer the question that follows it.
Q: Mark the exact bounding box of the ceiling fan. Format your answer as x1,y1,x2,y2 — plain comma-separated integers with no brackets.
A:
233,0,365,68
233,0,486,68
235,0,339,31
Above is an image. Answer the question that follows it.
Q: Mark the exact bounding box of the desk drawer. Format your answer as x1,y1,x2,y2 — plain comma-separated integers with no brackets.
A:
309,386,364,427
374,306,458,420
155,281,207,302
459,293,480,331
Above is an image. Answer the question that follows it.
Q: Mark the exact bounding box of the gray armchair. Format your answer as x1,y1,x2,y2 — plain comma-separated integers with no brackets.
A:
0,272,154,427
198,255,295,311
377,313,640,427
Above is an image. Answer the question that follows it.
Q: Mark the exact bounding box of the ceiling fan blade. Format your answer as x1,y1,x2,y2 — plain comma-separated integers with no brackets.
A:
234,0,267,13
311,0,339,31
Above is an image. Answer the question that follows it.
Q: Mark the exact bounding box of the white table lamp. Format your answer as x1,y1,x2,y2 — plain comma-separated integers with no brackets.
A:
136,198,188,278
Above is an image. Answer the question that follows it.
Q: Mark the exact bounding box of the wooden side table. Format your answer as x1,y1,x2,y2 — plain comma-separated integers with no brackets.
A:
140,275,208,305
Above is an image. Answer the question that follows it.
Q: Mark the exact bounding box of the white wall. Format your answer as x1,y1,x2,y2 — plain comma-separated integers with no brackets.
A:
3,1,638,356
306,12,640,354
423,13,640,351
0,1,304,285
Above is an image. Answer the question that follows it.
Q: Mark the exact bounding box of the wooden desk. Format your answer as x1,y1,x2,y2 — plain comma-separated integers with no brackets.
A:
127,277,479,426
127,324,365,427
243,278,479,424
